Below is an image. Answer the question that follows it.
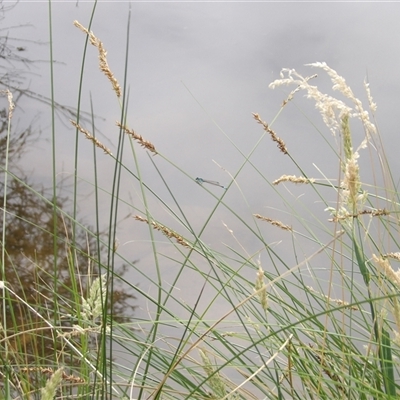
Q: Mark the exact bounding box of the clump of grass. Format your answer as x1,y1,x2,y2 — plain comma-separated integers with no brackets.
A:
3,6,400,399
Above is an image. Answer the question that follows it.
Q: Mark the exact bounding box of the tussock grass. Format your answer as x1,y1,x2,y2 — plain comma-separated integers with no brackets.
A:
1,9,400,400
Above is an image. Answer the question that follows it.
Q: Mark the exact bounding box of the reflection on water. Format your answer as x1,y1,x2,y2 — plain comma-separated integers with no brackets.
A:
0,101,136,392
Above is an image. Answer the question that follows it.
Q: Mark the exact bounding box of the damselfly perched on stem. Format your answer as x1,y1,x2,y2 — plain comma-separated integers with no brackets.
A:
195,177,227,190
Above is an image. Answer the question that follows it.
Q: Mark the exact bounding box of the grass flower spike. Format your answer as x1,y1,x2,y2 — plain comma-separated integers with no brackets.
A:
74,20,122,97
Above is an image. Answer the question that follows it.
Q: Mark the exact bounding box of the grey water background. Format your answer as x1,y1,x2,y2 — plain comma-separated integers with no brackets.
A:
4,0,400,349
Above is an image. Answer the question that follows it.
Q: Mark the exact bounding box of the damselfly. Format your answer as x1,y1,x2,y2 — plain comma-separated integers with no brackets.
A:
195,177,227,190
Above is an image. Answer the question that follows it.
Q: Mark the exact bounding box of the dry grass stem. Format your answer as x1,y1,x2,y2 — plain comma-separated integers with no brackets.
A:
134,215,189,248
373,254,400,288
308,62,377,137
273,175,315,185
73,20,122,98
364,80,377,112
342,153,361,209
328,208,389,222
252,112,288,154
1,89,15,120
70,120,112,155
117,122,157,155
254,214,292,231
269,63,377,138
307,286,359,311
58,325,104,338
21,367,84,384
340,113,365,210
384,252,400,261
341,113,353,163
281,73,318,107
392,297,400,344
